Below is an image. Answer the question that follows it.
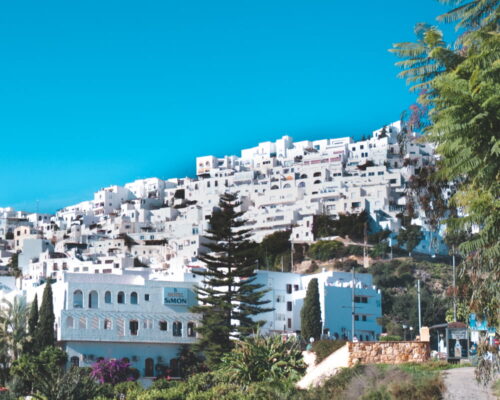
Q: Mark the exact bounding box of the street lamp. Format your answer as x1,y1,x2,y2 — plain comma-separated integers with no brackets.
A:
402,324,407,341
409,326,414,340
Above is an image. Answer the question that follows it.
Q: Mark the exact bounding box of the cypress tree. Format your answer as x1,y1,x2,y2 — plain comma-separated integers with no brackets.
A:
301,278,322,341
24,294,39,354
35,281,55,351
191,192,271,367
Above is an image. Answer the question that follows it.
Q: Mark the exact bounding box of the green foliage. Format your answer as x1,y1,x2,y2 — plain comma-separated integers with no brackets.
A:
0,296,29,380
312,212,368,241
311,340,346,363
392,0,500,332
219,334,306,385
191,193,272,367
308,240,345,261
379,335,402,342
113,380,143,399
9,346,89,399
300,279,322,341
371,260,450,334
396,225,424,255
257,230,291,270
35,281,55,351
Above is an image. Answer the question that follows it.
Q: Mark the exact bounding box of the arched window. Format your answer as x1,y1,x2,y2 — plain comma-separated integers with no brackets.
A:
66,316,74,329
271,185,279,190
117,291,125,304
73,290,83,308
173,321,182,337
283,183,291,189
187,322,196,337
313,171,321,177
130,292,138,305
105,291,111,304
88,290,98,309
145,358,154,377
104,319,112,330
70,356,79,367
298,182,306,188
300,174,307,179
314,180,321,184
159,321,167,331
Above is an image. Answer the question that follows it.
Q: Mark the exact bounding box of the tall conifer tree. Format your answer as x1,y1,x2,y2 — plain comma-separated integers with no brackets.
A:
35,282,55,351
191,192,271,366
301,278,322,341
24,294,38,354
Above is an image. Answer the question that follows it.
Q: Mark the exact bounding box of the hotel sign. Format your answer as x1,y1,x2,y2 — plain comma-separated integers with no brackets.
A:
164,287,189,306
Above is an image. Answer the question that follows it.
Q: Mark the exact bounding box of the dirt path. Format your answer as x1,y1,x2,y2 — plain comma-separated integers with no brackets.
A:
443,367,497,400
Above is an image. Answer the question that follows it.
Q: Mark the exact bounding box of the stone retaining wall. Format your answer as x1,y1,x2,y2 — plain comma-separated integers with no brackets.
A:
347,341,430,366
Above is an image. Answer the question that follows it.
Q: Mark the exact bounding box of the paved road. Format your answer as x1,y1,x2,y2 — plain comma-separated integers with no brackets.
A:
443,367,497,399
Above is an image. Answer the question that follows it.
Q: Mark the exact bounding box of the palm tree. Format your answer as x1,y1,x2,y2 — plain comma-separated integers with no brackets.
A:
389,23,462,94
0,297,29,363
437,0,499,33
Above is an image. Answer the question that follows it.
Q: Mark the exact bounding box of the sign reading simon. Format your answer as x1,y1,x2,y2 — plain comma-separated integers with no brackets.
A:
164,287,189,306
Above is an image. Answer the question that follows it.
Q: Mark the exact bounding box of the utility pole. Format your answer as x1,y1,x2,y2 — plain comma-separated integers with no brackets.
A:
452,245,457,322
290,241,294,273
352,267,355,340
417,279,422,332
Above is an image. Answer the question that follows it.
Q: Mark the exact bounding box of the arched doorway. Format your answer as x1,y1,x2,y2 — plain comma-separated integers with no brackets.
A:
145,358,154,377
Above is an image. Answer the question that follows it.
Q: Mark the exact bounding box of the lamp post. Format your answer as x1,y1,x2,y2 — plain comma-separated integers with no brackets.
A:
409,326,414,340
402,324,407,341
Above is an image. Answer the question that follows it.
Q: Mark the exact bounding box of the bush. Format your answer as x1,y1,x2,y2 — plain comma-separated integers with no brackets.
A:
312,340,347,363
90,358,137,385
186,383,243,400
114,380,143,398
136,384,188,400
308,241,345,261
220,334,306,384
379,335,402,342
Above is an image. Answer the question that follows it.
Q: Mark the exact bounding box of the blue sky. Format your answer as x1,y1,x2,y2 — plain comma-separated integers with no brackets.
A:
0,0,455,213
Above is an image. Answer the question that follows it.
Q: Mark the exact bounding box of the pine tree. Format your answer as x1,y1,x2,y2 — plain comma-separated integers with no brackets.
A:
191,192,271,367
300,278,322,341
23,294,38,354
35,282,55,351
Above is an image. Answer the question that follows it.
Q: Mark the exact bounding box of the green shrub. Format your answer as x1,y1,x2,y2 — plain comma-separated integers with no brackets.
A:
312,340,347,363
114,380,143,399
346,245,364,256
186,383,243,400
388,374,444,400
220,334,306,384
150,377,176,391
308,241,345,261
136,384,189,400
379,335,402,342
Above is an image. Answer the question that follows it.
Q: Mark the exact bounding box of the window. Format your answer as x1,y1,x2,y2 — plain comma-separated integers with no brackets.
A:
144,294,150,301
129,320,139,336
173,321,182,337
355,315,359,321
287,301,293,312
70,356,80,367
286,284,292,294
130,292,138,305
287,318,292,329
73,290,83,308
105,291,111,304
294,284,299,291
66,316,74,328
187,322,195,337
117,291,125,304
104,319,112,330
159,321,167,331
362,315,367,322
88,290,98,309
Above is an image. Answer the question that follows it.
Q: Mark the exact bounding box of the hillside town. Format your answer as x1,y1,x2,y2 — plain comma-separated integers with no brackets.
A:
0,121,444,377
